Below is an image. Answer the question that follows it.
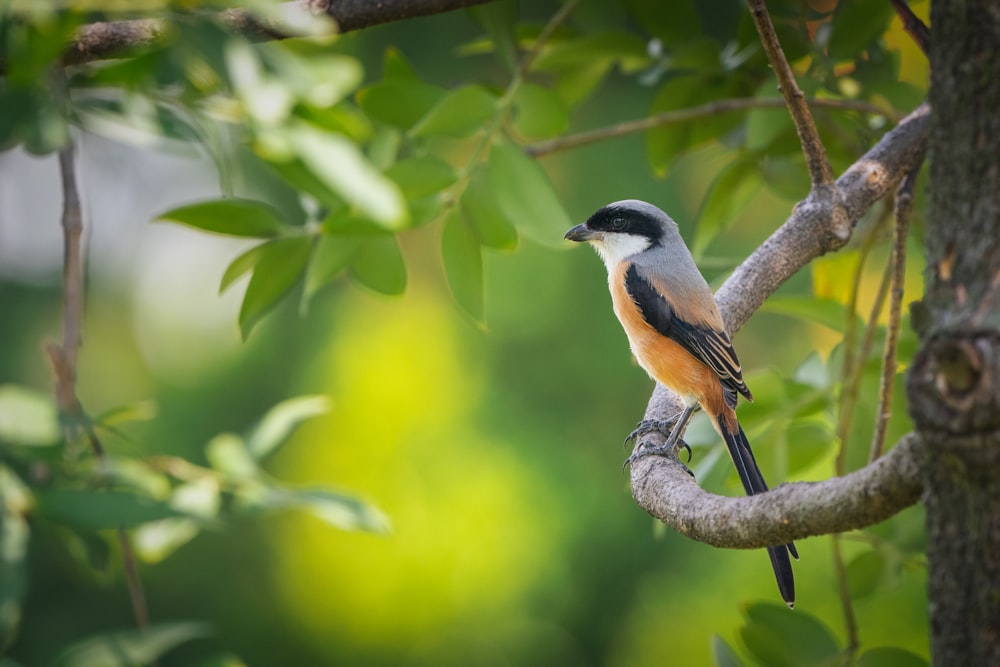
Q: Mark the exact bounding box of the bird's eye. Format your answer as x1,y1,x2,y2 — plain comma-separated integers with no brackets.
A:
609,217,627,231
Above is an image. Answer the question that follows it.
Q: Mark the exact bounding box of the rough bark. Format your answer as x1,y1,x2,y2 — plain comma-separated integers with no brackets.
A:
911,1,1000,664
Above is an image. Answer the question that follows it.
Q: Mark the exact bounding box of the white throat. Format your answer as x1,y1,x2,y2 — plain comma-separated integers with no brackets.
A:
589,233,653,273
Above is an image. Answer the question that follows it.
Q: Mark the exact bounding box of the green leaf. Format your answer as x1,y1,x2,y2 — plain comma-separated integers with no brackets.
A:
134,518,201,564
22,97,69,155
740,602,841,667
468,2,518,71
410,85,498,138
461,169,518,250
366,125,402,170
442,210,485,323
694,156,762,256
760,296,852,333
351,235,407,295
51,622,212,667
745,83,792,153
262,157,344,211
827,0,895,61
303,234,363,304
206,433,259,480
0,466,30,651
357,80,445,129
239,236,313,340
646,75,749,175
712,635,747,667
512,83,569,140
220,242,269,294
760,155,810,200
857,647,928,667
552,60,613,106
534,31,649,72
286,123,408,229
385,157,457,199
194,653,249,667
623,0,701,48
382,47,419,80
94,401,158,429
255,487,390,534
156,198,285,238
246,395,332,460
846,549,887,599
35,490,186,531
785,418,836,474
487,142,572,248
0,385,59,447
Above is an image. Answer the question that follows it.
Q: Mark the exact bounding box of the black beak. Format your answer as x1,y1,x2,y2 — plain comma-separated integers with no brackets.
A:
564,223,596,242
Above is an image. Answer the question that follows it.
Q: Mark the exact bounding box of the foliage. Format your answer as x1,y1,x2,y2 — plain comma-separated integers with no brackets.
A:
0,0,930,665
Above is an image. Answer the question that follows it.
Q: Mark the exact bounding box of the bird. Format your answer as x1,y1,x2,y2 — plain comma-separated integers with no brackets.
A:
565,199,797,608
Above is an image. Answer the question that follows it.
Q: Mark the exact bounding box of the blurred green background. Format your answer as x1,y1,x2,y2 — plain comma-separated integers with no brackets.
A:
0,1,931,665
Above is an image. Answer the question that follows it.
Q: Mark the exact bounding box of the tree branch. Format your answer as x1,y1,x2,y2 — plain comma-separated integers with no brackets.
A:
630,433,922,549
748,0,834,186
56,0,493,69
889,0,930,56
717,104,929,332
524,97,899,158
47,79,153,634
870,160,922,462
630,104,930,544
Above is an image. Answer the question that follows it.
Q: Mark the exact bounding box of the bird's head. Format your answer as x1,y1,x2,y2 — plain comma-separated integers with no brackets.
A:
564,199,678,268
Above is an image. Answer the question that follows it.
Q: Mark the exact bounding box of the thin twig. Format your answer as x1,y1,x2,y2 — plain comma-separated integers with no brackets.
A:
838,202,889,391
832,533,860,654
889,0,930,56
516,0,579,80
828,207,891,659
51,91,153,639
747,0,834,186
525,97,898,157
869,162,922,462
835,204,893,476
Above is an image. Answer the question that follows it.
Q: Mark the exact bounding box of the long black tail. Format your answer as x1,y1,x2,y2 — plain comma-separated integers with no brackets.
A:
719,417,797,608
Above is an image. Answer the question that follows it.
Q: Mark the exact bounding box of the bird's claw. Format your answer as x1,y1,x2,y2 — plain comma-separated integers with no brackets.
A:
623,418,676,448
622,440,694,475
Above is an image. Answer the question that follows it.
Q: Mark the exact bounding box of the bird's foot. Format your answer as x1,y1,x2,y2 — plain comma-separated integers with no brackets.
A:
623,418,676,447
622,441,694,476
623,415,692,459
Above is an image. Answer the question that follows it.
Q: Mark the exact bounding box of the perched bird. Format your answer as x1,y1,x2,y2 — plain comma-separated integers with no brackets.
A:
565,199,797,607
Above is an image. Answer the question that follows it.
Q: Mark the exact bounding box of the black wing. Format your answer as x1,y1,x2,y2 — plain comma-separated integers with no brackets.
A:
625,265,752,404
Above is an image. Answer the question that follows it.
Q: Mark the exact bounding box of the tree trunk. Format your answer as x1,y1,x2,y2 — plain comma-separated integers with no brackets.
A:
909,1,1000,664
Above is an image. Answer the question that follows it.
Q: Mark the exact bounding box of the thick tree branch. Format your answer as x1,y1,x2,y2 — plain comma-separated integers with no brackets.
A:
630,433,923,549
630,104,930,543
716,104,929,332
53,0,493,69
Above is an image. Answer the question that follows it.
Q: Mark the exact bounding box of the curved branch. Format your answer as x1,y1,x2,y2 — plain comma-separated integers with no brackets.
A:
716,103,930,332
631,104,930,542
631,434,923,549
